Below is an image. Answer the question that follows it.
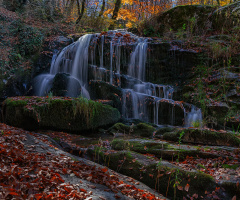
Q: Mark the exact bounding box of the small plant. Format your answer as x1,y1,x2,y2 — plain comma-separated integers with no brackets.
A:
189,16,196,36
172,131,184,200
176,23,187,40
192,120,201,128
143,26,155,36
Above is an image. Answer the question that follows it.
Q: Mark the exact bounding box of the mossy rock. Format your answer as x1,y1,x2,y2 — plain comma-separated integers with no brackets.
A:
87,148,216,199
108,123,130,134
111,139,130,150
140,5,215,36
3,96,120,131
134,123,156,137
163,128,240,147
155,127,176,136
89,80,122,111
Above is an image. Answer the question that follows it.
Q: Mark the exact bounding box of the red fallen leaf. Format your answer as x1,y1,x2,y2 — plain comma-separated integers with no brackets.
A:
185,183,190,192
115,194,121,199
192,194,198,198
232,196,236,200
9,192,19,196
62,168,67,174
149,174,153,178
101,167,108,173
177,185,183,190
64,186,72,193
80,188,87,193
35,194,42,200
46,194,53,200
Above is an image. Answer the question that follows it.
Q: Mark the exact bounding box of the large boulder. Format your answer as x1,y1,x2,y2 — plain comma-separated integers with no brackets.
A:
2,96,120,131
211,1,240,31
139,5,215,36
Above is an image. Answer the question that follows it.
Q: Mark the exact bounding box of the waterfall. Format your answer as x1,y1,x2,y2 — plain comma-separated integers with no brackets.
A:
67,34,92,97
34,34,92,98
128,39,148,81
185,106,203,127
34,30,202,127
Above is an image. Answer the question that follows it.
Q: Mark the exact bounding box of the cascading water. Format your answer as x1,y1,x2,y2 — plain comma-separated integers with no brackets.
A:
34,34,92,98
34,30,202,127
185,105,203,127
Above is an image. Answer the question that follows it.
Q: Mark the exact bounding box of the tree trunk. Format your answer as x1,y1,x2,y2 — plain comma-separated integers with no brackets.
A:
109,0,121,30
99,0,105,17
76,0,86,24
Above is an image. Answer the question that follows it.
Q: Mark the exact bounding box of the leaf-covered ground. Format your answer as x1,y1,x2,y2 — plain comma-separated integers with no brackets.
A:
0,123,166,200
35,128,240,199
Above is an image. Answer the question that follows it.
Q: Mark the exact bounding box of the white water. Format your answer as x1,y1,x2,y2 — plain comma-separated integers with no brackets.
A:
34,34,92,98
185,106,203,127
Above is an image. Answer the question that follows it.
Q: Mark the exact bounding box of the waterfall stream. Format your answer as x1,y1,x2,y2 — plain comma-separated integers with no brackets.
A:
34,30,202,127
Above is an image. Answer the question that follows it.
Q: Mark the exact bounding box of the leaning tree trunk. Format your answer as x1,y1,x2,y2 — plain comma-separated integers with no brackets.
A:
109,0,121,30
76,0,86,24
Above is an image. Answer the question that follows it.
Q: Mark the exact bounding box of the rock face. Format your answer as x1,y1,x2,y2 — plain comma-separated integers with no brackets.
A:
2,97,120,131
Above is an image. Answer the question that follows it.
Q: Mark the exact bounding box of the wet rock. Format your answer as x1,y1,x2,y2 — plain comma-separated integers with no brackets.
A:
89,80,122,111
33,36,72,77
51,73,70,96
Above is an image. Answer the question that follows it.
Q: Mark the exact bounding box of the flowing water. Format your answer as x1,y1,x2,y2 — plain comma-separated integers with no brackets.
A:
34,30,202,127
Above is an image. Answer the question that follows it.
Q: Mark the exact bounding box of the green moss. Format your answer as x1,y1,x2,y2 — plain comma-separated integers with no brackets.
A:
163,131,178,141
155,127,176,135
111,139,130,150
4,99,28,107
134,123,156,137
222,164,239,170
108,123,130,134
